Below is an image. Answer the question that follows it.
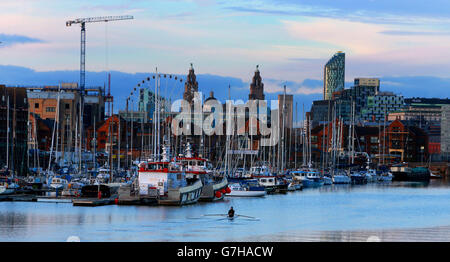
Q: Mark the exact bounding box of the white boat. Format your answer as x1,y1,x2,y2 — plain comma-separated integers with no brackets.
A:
323,175,333,185
364,169,378,183
287,181,297,191
138,146,203,206
0,177,17,195
96,166,112,184
332,170,351,184
225,183,266,197
49,177,69,190
249,166,271,176
254,175,288,193
350,170,367,184
291,169,324,188
377,171,393,182
61,181,84,197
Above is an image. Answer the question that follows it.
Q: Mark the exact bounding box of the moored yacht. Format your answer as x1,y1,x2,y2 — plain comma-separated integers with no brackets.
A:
48,176,69,191
331,170,351,184
291,169,324,188
225,182,266,197
0,176,18,195
350,170,367,184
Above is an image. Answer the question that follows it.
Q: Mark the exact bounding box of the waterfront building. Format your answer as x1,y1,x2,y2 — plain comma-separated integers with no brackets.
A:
309,119,428,164
442,105,450,160
311,78,380,126
323,51,345,100
310,100,333,127
278,94,293,129
183,63,199,105
360,91,404,122
118,110,147,123
27,83,105,152
352,78,380,116
86,114,154,167
385,119,428,163
249,65,265,100
138,88,169,123
388,97,450,160
0,85,28,175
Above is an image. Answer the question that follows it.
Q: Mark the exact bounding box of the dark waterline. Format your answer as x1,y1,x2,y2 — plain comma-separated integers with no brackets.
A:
1,180,450,242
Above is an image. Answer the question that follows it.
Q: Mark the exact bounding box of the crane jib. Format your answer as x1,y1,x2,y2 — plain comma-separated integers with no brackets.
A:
66,15,134,26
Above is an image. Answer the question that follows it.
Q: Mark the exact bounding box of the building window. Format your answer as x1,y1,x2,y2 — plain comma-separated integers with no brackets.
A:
370,137,378,143
46,107,56,112
35,103,39,108
65,104,70,109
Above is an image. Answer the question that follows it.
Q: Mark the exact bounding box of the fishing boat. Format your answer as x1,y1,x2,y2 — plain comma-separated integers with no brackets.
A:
0,176,18,195
225,182,266,197
290,170,324,188
176,143,228,201
253,175,288,194
137,146,203,206
391,165,430,181
48,176,69,190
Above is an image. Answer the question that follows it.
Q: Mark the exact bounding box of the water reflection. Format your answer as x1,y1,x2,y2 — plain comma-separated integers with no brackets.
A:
1,180,450,241
247,225,450,242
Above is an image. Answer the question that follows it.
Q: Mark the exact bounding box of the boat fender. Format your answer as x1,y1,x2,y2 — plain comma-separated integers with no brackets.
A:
221,188,226,194
225,187,231,194
98,190,102,199
215,191,222,198
115,198,119,205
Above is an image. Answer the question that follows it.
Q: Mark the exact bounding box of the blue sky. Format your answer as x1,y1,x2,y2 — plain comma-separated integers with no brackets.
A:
1,0,450,117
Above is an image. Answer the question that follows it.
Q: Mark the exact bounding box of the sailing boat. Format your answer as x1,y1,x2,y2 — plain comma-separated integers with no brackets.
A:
330,105,351,184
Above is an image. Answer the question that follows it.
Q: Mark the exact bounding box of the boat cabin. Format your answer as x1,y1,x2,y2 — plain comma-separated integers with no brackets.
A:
138,161,187,196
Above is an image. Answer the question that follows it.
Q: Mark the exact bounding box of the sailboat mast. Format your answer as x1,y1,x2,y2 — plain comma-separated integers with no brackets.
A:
295,102,297,170
6,94,9,170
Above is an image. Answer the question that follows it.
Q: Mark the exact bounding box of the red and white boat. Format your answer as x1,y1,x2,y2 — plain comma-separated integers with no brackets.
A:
137,146,203,206
176,143,228,201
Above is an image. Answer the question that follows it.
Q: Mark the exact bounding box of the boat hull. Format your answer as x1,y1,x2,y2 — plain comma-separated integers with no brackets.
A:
226,190,266,197
323,177,333,185
302,179,324,188
332,175,351,184
199,177,228,202
158,180,203,206
351,175,367,184
0,186,14,195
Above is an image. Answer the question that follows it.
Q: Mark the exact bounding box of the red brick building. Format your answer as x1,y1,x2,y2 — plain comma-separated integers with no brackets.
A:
309,119,429,164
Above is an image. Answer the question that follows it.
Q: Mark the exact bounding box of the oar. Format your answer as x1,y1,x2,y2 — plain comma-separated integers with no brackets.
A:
236,214,260,220
202,214,228,217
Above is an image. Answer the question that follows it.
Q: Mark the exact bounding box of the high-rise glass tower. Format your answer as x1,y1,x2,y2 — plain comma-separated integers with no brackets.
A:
323,51,345,100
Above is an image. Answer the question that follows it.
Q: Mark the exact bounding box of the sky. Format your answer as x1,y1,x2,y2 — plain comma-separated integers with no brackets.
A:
1,0,450,116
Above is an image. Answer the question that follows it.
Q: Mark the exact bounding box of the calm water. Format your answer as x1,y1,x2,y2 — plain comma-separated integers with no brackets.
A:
1,180,450,242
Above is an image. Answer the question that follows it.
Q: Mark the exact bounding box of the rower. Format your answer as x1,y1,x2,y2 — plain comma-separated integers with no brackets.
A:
228,207,235,218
